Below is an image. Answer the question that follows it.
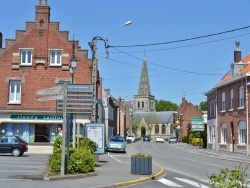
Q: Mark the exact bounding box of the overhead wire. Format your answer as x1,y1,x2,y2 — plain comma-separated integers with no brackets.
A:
108,25,250,48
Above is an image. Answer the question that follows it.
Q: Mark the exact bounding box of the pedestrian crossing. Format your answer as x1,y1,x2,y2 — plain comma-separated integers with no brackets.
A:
157,177,250,188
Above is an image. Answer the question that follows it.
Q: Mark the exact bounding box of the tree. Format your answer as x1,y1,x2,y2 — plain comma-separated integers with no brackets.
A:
155,100,178,111
198,101,207,111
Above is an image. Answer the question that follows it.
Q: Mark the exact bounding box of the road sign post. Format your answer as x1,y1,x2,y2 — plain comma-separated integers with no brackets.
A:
36,84,67,175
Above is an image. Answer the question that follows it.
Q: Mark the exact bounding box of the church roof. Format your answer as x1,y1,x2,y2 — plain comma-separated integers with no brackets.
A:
134,111,175,124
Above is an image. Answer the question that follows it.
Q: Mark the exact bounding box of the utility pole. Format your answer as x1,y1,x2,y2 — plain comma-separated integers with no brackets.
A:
89,38,97,123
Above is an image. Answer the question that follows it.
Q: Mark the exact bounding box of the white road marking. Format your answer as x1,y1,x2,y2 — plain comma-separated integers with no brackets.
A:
202,162,223,167
182,158,196,162
153,144,166,154
108,153,122,163
158,178,183,187
175,177,210,188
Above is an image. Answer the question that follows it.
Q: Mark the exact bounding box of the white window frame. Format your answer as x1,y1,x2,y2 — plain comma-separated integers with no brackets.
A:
221,92,225,111
239,86,244,107
238,121,246,144
221,123,227,143
50,50,62,66
9,80,21,104
20,49,32,65
230,89,234,109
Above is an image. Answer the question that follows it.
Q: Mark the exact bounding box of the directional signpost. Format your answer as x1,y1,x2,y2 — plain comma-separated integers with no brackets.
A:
36,84,67,176
191,117,204,131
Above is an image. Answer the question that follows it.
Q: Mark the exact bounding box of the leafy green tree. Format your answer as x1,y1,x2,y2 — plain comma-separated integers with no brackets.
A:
198,101,207,111
155,100,178,111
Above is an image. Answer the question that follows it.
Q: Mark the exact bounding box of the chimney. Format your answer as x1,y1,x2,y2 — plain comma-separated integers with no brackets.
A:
0,32,2,48
234,41,241,63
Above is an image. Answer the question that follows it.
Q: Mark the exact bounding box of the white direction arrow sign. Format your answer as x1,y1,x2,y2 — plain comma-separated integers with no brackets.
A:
36,95,64,101
36,85,65,96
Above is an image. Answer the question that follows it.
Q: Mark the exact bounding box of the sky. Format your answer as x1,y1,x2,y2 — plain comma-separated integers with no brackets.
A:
1,0,250,106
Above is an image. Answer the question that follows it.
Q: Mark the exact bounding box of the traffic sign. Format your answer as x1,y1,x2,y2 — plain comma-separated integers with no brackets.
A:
36,95,64,101
191,117,204,131
36,85,65,95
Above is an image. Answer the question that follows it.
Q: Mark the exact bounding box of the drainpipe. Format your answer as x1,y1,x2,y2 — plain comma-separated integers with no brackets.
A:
246,78,249,156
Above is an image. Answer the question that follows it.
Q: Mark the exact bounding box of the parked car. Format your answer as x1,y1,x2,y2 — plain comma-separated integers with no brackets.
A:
143,135,150,142
156,136,164,143
0,136,28,156
106,136,126,153
169,136,177,143
126,135,135,143
35,135,50,142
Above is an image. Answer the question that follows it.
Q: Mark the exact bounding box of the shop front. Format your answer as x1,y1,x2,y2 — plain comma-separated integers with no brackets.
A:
0,113,89,143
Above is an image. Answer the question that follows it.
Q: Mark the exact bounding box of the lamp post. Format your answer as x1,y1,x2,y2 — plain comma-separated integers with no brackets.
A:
118,96,121,136
66,38,77,172
246,78,249,156
88,21,132,123
178,114,183,142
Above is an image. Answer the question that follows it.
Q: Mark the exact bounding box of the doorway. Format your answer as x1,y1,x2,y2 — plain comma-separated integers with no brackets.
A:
35,124,49,142
230,122,234,152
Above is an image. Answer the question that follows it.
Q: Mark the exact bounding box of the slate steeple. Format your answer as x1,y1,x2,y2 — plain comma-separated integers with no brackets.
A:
133,56,155,112
138,56,151,96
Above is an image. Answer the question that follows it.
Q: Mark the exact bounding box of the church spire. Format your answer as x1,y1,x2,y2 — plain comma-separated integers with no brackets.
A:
138,56,151,96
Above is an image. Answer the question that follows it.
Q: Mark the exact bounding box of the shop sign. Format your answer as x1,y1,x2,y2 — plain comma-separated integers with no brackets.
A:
10,115,63,121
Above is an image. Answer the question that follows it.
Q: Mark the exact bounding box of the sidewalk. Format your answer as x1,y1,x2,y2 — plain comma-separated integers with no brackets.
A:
27,144,164,187
176,143,250,164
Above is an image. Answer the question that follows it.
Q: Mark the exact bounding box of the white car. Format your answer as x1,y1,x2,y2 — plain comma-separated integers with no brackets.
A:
156,136,164,143
126,135,135,143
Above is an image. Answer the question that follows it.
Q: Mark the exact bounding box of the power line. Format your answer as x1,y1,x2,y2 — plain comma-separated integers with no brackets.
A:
108,32,250,54
108,25,250,48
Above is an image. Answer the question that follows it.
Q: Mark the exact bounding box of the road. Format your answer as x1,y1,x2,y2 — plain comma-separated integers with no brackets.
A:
0,153,49,180
126,141,250,187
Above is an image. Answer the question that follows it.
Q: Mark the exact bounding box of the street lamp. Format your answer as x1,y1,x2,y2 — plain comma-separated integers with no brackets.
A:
105,20,132,41
179,114,183,142
89,21,132,123
118,96,122,136
66,38,78,172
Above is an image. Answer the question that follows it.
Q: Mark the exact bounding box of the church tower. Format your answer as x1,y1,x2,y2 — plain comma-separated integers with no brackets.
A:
133,56,155,112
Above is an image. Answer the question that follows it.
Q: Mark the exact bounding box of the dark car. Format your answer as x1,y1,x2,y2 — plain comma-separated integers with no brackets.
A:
0,136,28,156
143,135,150,142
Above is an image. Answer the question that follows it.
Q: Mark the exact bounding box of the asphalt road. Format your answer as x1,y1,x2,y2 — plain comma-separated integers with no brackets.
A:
126,141,250,187
0,153,49,180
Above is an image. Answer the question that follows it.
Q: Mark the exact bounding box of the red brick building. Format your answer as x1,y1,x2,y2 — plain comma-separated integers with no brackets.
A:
0,1,99,143
175,98,203,140
207,42,250,154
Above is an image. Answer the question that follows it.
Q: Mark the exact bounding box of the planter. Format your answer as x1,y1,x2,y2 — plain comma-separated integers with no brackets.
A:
131,156,152,175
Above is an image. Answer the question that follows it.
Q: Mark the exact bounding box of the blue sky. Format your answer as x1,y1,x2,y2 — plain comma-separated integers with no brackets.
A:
1,0,250,106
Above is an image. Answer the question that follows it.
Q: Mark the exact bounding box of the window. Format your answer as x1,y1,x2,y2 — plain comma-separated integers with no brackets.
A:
221,123,227,143
9,80,21,103
155,125,159,134
137,102,140,108
230,89,234,109
238,121,246,144
50,50,62,65
162,125,166,134
221,92,225,111
21,49,32,65
142,101,144,108
239,86,244,107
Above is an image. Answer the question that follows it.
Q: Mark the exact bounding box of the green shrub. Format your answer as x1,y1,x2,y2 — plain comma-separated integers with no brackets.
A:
208,163,249,188
49,149,61,172
192,138,203,146
67,148,95,174
132,153,152,158
77,137,98,154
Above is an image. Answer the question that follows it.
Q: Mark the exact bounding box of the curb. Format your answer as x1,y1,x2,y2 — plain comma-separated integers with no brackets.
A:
115,164,164,187
44,171,98,181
